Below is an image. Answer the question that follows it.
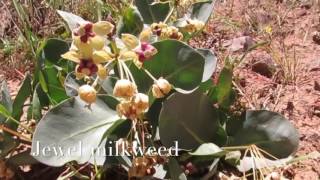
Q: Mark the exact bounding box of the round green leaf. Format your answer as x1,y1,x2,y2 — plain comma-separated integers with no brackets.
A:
159,90,220,150
228,110,299,158
31,97,120,166
189,143,225,157
197,48,217,82
130,40,205,93
189,0,215,22
117,7,144,36
135,0,171,24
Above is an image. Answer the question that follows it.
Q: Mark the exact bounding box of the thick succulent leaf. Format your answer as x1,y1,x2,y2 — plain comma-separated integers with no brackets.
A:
189,143,225,157
168,157,187,180
99,76,118,95
57,10,86,31
197,48,217,82
135,0,171,24
159,90,220,150
43,39,69,64
64,72,80,97
31,97,120,166
129,40,205,93
188,0,215,22
117,7,144,36
228,110,299,158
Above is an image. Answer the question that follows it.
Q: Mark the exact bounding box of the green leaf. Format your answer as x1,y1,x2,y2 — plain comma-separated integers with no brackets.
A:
43,39,69,64
135,0,171,24
117,7,144,36
168,157,187,180
7,150,38,166
159,90,220,150
189,0,215,22
31,97,121,166
12,74,32,123
197,48,217,82
39,71,48,93
98,95,119,110
130,40,205,93
208,67,235,108
228,110,299,158
31,90,41,121
0,82,17,158
43,66,69,104
0,81,13,114
57,10,86,31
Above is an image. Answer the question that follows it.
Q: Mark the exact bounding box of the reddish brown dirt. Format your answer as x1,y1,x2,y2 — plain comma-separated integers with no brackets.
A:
191,0,320,179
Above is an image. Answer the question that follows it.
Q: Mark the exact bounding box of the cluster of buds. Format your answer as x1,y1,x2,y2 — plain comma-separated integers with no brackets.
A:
113,79,149,119
180,19,205,33
152,77,172,98
119,33,158,68
151,22,183,40
129,156,167,178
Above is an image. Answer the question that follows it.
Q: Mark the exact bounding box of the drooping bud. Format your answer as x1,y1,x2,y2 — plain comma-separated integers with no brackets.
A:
116,101,137,119
113,79,137,98
152,77,172,98
78,84,97,104
97,64,108,79
132,93,149,113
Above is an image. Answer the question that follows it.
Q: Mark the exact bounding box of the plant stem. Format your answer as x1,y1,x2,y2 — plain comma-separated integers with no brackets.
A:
142,68,157,82
0,125,32,142
221,145,250,151
121,60,136,85
164,2,175,23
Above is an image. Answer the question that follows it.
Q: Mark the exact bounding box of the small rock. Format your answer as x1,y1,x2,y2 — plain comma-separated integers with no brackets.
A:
315,81,320,91
224,36,255,52
297,9,307,17
312,31,320,45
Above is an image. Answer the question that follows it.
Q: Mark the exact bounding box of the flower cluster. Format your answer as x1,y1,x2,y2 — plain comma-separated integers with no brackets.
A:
151,22,184,40
61,20,169,107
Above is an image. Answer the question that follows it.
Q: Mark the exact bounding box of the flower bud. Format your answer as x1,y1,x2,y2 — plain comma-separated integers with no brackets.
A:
78,85,97,104
116,101,137,119
113,79,137,98
133,93,149,113
139,28,152,42
93,21,114,36
152,78,172,98
134,42,157,62
122,33,139,50
97,64,108,79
